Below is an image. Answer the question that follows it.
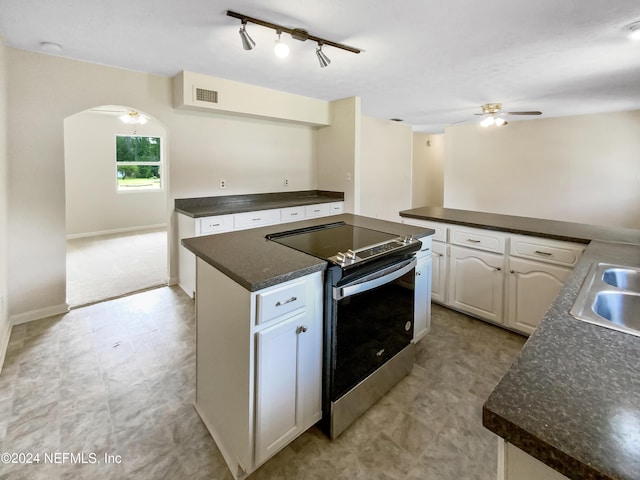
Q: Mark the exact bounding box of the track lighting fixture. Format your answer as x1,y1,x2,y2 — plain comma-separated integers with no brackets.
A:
227,10,361,67
315,44,331,68
239,22,255,50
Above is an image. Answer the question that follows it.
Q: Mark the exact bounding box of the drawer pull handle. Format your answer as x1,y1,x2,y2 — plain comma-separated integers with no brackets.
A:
252,218,261,221
314,209,320,212
467,238,481,243
296,325,308,334
291,213,298,216
275,296,297,307
534,250,552,256
210,223,220,227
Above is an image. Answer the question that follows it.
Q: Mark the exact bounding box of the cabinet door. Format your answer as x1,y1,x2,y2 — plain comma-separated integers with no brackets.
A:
431,241,447,303
507,258,571,335
449,245,505,324
254,312,305,465
414,256,432,341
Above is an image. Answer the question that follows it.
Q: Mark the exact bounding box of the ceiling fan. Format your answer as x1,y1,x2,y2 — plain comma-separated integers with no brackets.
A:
474,103,542,127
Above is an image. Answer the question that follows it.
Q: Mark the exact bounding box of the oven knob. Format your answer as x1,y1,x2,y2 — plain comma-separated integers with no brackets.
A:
402,235,413,244
346,249,356,260
336,252,346,263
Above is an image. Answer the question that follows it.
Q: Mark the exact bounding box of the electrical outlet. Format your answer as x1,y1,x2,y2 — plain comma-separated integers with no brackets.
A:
283,178,289,187
219,179,226,189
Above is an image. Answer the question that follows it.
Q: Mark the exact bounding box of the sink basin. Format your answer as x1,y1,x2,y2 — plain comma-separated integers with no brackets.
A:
602,267,640,293
570,263,640,337
592,291,640,329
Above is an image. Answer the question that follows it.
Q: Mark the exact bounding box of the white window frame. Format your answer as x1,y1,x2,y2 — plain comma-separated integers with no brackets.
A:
115,134,164,193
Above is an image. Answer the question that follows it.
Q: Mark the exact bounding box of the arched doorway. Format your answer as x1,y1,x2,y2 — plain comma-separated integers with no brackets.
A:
64,105,168,306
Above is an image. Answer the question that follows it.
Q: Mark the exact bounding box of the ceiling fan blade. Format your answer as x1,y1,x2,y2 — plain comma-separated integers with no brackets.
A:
505,111,542,115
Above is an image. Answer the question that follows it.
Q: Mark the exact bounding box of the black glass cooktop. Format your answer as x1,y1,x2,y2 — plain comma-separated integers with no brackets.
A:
267,222,399,260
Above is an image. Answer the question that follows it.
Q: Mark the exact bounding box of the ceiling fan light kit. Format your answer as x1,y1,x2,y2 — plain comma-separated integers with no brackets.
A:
119,111,148,125
226,10,361,67
626,21,640,40
474,102,541,127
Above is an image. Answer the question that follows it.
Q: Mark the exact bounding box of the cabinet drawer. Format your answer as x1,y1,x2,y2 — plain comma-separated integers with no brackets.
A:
234,209,281,231
329,202,344,215
280,206,305,223
509,234,584,267
305,204,331,218
198,214,234,235
450,226,506,253
256,280,307,325
403,219,447,242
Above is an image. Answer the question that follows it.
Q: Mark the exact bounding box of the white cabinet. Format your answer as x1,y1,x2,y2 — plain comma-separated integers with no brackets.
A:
280,206,305,223
403,218,585,336
403,218,449,304
194,262,322,479
255,309,321,465
449,245,505,325
413,237,432,341
499,441,570,480
506,257,571,335
430,240,448,303
198,214,234,235
234,209,281,231
177,201,344,298
505,235,583,335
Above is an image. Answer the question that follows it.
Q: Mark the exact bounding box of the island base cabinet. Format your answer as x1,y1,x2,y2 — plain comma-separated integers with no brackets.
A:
194,258,322,479
506,258,571,335
499,441,570,480
448,245,505,324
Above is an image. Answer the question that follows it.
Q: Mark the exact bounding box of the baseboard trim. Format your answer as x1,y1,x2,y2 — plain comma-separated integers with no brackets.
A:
0,318,11,374
66,223,167,240
10,302,70,326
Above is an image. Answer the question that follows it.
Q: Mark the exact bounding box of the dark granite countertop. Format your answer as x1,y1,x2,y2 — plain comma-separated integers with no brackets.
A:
181,213,435,292
400,206,640,245
175,190,344,218
483,240,640,480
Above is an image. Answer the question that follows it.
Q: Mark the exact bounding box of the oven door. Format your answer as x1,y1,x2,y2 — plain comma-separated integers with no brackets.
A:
331,257,416,400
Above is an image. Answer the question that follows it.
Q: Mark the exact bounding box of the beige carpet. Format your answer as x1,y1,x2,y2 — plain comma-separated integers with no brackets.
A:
66,227,168,307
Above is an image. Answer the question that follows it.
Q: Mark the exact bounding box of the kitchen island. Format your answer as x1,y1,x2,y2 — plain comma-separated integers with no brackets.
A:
400,206,640,480
182,213,434,479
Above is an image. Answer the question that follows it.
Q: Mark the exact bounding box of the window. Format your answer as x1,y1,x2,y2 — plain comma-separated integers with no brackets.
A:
116,135,162,192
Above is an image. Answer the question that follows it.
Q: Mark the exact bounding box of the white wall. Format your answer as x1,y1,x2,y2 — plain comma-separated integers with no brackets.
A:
359,116,413,222
64,110,167,237
6,49,319,322
444,110,640,229
412,133,444,207
0,36,11,368
316,97,361,214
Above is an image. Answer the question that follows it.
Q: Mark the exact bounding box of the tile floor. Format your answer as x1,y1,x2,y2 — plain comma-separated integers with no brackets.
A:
0,286,526,480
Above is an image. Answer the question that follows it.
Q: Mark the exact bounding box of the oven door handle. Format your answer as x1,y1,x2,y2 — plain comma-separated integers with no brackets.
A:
334,258,416,300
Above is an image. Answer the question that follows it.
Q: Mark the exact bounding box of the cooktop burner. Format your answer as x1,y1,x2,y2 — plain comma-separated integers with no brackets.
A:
267,222,420,267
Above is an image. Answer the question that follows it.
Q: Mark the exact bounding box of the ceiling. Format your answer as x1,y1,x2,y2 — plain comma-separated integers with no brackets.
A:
1,0,640,132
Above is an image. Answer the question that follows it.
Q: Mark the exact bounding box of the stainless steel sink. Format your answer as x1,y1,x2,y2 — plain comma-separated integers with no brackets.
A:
592,291,640,329
602,267,640,292
570,263,640,337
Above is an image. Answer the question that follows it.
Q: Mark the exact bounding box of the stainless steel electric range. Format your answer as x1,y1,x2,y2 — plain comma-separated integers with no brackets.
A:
267,221,421,438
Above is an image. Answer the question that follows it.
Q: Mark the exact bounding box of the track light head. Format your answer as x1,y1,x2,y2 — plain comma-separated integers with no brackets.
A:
274,31,289,58
316,44,331,68
239,23,255,50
